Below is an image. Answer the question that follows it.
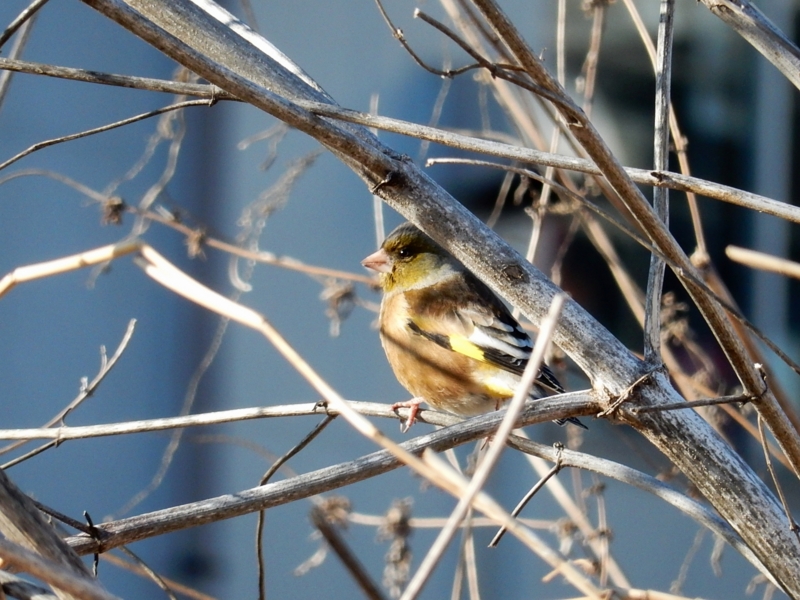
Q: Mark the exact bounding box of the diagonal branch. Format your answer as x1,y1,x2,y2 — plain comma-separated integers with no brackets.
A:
699,0,800,91
0,468,103,600
0,539,117,600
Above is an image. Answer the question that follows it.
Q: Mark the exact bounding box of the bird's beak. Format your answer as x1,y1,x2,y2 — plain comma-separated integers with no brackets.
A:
361,248,392,273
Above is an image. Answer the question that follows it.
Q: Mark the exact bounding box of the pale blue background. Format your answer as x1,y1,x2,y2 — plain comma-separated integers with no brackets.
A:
0,0,795,598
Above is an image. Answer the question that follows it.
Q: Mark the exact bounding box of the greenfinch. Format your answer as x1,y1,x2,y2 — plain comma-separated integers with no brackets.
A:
362,222,585,431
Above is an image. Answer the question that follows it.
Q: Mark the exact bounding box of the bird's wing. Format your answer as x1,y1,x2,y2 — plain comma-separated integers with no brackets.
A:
404,273,565,394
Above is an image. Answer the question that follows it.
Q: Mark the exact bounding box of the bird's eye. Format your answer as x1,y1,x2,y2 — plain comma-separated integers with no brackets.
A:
397,247,410,258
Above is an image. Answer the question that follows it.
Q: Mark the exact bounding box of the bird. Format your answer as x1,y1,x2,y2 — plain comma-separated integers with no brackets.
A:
361,221,585,432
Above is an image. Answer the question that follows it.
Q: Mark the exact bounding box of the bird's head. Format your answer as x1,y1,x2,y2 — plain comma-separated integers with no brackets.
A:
362,222,458,293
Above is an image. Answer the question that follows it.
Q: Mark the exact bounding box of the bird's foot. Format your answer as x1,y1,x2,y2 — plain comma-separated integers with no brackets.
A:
391,397,424,433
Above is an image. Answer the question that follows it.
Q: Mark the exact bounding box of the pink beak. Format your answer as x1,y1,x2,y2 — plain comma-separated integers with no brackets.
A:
361,248,393,273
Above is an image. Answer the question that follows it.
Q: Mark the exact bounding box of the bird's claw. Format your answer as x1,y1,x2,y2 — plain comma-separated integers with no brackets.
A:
391,397,423,433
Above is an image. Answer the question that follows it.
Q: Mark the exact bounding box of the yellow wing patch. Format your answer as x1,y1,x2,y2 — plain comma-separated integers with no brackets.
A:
481,379,515,397
449,335,486,362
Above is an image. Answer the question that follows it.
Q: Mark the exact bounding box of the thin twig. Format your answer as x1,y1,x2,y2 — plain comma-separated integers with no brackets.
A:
0,99,213,173
83,512,100,577
109,305,237,518
591,473,610,587
579,1,607,118
0,186,373,285
617,0,707,258
116,547,177,600
449,509,467,600
0,393,591,442
580,210,645,321
61,320,137,424
520,0,566,271
643,0,674,364
99,552,216,600
671,528,706,595
1,441,57,469
417,61,452,163
294,100,800,225
31,502,95,536
726,246,800,280
0,0,49,50
757,415,799,541
485,169,515,229
102,83,191,205
350,512,552,530
0,15,35,113
598,370,659,418
414,9,524,77
131,99,190,235
489,443,564,547
310,506,387,600
372,0,478,77
369,93,386,247
256,415,336,600
0,241,141,299
0,57,234,98
0,319,136,459
528,0,569,247
259,417,336,488
633,393,757,414
373,2,572,109
143,206,375,284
